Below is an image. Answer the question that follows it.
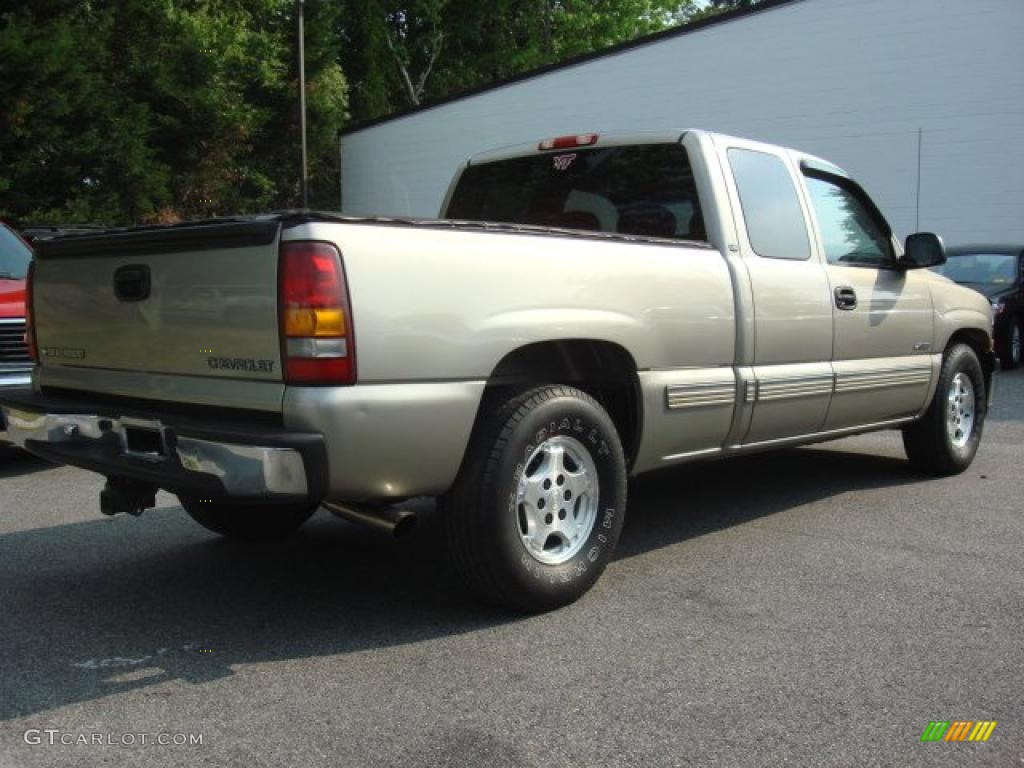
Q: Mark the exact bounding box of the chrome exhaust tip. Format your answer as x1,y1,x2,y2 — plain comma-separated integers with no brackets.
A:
321,501,417,539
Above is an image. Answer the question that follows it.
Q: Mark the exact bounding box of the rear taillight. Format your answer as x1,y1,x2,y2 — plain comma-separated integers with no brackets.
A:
25,259,37,362
538,133,599,151
279,241,355,385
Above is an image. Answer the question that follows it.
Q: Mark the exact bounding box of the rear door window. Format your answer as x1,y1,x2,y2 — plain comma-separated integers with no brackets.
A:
446,143,706,241
727,148,810,261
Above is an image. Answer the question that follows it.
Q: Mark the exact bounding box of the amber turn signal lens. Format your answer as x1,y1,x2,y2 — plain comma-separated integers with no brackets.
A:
283,308,345,338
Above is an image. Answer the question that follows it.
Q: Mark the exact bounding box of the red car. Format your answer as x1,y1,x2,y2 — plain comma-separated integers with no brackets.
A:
0,223,33,437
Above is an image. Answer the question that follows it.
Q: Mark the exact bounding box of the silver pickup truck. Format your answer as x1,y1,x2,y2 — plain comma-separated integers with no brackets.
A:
1,130,995,611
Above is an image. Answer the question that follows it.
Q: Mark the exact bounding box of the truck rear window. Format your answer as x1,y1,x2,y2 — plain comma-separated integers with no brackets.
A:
446,143,706,241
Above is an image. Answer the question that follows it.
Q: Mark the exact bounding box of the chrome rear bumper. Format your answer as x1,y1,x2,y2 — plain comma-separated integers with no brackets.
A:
0,370,33,435
0,393,326,502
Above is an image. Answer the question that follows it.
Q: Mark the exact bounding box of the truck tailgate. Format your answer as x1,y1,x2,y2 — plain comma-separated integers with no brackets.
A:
33,219,284,393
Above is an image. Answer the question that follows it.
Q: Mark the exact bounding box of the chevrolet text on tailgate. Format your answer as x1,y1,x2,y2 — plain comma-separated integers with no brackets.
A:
1,130,995,612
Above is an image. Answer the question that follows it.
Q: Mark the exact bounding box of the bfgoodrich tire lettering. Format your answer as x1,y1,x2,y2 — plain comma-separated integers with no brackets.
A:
443,385,627,613
902,343,987,476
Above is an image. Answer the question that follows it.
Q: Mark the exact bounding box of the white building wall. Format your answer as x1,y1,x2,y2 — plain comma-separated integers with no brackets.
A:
341,0,1024,245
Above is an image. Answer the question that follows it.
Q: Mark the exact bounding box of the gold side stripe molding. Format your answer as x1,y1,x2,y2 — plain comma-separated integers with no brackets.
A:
666,365,932,409
834,369,931,393
666,383,736,410
756,377,834,402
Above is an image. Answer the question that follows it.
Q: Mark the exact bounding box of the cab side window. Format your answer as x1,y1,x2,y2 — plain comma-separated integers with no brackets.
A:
803,173,894,268
728,148,810,261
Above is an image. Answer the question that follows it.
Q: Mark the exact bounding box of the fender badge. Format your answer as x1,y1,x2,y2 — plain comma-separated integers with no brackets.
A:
41,347,86,360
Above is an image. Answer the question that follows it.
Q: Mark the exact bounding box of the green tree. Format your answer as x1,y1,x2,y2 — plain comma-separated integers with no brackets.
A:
1,0,736,224
700,0,763,13
0,3,166,224
341,0,700,123
0,0,347,224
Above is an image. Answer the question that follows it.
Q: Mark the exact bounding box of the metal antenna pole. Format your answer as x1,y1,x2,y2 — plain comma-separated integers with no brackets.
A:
297,0,309,209
915,127,922,231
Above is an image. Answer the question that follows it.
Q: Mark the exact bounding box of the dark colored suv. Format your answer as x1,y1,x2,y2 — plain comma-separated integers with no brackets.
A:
933,245,1023,368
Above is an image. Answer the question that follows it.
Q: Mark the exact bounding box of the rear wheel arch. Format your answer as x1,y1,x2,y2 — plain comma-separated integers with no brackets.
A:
474,340,643,470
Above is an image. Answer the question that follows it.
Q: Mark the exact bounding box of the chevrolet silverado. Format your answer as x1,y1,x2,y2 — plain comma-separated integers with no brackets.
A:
0,130,995,611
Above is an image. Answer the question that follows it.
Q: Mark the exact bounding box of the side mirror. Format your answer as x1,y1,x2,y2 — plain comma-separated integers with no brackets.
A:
902,232,946,269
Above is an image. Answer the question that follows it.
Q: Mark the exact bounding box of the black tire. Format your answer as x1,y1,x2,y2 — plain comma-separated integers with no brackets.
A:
442,385,627,613
178,496,318,541
998,317,1021,370
902,343,987,476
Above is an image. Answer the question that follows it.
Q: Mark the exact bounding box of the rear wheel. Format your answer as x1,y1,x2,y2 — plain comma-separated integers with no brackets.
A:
1000,318,1021,369
902,343,987,476
443,385,627,613
179,496,318,541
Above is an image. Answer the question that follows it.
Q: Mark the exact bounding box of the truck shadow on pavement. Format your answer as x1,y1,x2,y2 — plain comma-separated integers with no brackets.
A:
0,447,55,479
0,444,923,722
987,367,1023,423
617,445,921,559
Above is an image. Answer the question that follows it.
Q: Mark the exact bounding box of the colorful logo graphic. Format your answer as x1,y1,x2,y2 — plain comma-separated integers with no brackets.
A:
552,153,577,171
921,720,997,742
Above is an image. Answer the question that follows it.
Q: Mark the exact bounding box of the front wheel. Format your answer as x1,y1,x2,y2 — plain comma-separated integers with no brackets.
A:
179,496,319,541
902,343,987,476
443,385,627,613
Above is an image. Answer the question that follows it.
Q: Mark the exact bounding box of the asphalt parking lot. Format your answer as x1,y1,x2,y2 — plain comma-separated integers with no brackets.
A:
1,371,1021,768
